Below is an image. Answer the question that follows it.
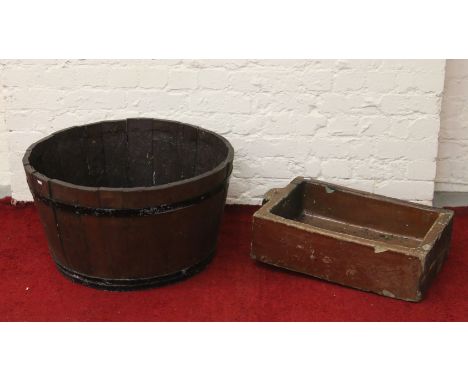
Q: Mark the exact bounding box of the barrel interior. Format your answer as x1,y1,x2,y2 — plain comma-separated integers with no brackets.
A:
28,119,229,188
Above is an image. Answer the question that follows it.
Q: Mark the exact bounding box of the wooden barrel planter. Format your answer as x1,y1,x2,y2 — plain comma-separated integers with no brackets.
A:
22,118,234,290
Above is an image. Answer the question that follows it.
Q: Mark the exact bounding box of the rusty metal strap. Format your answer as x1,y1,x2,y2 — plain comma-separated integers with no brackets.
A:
33,179,229,217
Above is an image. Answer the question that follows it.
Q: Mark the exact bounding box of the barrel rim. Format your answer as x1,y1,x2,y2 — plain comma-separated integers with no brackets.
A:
23,117,234,193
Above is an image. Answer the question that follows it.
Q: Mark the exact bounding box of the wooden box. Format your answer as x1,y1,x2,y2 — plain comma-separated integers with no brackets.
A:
251,177,454,301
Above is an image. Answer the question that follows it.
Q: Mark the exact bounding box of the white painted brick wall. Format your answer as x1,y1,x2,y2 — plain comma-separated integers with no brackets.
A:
436,59,468,192
0,59,446,204
0,62,9,188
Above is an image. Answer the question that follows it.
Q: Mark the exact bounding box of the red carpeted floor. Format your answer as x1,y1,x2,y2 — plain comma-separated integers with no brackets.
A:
0,197,467,321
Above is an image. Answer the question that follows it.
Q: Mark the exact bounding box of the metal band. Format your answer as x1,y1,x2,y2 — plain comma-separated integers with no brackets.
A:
55,250,215,291
33,180,228,217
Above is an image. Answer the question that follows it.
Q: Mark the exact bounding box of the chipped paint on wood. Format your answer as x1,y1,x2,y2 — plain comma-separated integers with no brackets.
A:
374,245,387,253
382,290,396,298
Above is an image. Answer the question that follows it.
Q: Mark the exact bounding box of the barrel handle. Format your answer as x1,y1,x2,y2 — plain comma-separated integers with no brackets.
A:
262,188,282,205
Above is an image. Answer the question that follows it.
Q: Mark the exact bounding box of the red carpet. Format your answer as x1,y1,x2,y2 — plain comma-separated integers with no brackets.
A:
0,197,467,321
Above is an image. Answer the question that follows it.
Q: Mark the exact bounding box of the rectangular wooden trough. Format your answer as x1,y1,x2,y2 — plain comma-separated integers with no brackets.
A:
251,177,454,302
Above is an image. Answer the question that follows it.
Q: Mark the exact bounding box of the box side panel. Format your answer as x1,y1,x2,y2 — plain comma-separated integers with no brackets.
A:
251,217,423,301
419,217,453,296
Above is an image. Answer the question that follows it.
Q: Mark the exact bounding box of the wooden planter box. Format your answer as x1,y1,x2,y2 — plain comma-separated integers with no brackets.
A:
251,177,454,302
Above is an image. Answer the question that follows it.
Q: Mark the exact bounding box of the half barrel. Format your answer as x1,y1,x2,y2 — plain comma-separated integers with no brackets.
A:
23,118,234,290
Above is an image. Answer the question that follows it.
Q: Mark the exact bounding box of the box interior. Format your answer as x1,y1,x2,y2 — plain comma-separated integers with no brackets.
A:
270,182,439,248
